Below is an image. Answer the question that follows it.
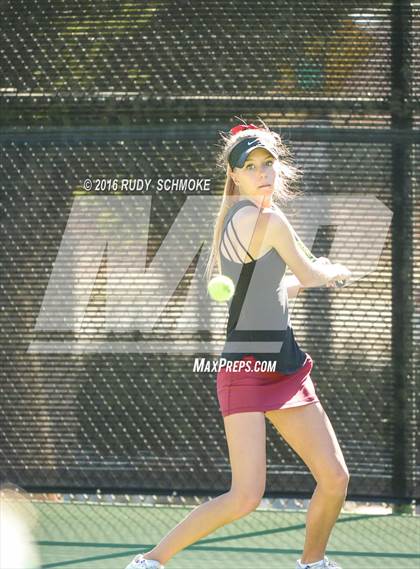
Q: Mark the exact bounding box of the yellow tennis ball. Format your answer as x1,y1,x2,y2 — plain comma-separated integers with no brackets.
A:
208,275,235,302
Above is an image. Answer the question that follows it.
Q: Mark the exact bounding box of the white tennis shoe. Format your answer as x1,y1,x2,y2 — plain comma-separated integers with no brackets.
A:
124,554,164,569
296,556,342,569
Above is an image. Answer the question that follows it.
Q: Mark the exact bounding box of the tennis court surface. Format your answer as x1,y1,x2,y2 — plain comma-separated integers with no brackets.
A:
35,500,420,569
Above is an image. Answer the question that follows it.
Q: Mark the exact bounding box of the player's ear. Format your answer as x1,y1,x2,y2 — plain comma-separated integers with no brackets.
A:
229,167,239,186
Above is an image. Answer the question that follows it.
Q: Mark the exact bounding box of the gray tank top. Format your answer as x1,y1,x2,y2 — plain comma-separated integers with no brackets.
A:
219,198,306,374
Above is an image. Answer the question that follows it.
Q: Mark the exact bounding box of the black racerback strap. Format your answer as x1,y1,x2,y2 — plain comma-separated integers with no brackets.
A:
221,199,264,333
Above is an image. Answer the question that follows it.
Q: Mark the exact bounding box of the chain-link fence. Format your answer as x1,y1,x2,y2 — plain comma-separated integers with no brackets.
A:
1,1,418,506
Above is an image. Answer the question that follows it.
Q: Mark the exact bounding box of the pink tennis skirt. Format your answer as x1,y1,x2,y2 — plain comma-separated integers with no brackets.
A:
216,353,319,418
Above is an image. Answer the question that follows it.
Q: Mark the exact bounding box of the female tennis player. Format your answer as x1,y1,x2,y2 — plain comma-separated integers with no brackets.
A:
125,121,351,569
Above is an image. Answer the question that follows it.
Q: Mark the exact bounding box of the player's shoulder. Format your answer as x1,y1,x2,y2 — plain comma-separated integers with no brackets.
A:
230,202,286,242
226,201,256,226
256,204,288,229
232,202,269,228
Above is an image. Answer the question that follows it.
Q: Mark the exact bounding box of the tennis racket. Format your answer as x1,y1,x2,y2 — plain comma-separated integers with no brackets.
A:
293,231,345,288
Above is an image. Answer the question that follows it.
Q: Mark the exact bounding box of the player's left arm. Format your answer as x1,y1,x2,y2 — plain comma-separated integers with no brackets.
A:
285,257,335,298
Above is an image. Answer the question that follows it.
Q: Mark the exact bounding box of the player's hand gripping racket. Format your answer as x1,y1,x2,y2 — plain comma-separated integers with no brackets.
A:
293,231,348,288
